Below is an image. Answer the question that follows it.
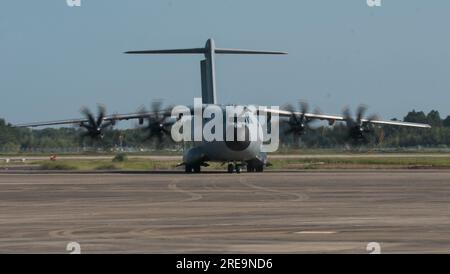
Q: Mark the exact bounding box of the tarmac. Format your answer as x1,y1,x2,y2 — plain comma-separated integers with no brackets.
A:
0,170,449,253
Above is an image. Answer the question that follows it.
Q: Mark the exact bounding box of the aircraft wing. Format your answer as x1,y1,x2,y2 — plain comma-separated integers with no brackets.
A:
13,112,158,128
264,109,431,129
14,107,431,129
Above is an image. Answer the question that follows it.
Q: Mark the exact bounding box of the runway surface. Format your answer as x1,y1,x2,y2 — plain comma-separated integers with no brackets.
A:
1,170,450,253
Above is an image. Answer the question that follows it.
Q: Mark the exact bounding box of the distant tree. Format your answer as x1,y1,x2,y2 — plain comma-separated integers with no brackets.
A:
443,116,450,127
2,108,450,151
404,110,427,124
426,110,442,127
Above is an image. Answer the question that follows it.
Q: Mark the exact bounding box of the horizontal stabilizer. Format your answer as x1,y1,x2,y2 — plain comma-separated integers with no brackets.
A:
125,48,205,54
125,48,287,55
214,48,287,55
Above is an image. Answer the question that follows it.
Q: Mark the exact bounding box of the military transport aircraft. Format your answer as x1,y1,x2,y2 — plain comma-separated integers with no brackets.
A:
14,39,431,173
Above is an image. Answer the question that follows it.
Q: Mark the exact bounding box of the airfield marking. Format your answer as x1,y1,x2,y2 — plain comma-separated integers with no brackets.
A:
294,231,337,235
168,179,203,202
238,177,309,202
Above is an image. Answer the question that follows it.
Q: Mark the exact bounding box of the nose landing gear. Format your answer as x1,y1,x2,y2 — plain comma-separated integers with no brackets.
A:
227,163,234,173
185,163,207,173
185,164,201,173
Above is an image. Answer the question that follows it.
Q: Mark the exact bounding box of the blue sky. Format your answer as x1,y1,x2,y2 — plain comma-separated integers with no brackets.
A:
1,0,449,125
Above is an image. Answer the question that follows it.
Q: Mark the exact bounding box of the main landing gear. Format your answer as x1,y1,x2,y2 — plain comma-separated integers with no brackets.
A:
185,164,201,173
227,162,265,173
184,162,264,174
246,163,264,173
227,163,242,174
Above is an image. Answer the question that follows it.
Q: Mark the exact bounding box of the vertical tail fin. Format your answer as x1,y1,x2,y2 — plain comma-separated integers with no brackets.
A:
125,38,287,104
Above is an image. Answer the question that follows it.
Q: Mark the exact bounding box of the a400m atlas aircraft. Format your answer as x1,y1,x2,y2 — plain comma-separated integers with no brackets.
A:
14,39,431,173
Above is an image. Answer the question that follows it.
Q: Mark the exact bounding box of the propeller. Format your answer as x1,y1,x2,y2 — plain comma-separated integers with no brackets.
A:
140,101,173,147
342,105,378,144
79,105,114,140
283,101,315,139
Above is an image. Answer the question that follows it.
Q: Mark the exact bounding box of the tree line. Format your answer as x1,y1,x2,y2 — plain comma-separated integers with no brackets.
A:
1,109,450,152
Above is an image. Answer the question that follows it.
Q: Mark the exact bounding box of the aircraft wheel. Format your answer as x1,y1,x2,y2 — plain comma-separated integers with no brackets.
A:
193,165,201,173
185,165,192,173
227,164,234,173
235,165,241,174
256,166,264,172
247,165,254,172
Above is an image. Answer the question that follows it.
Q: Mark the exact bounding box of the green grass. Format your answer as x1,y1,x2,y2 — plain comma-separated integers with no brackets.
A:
31,159,229,171
267,157,450,170
4,147,450,158
39,162,78,170
94,163,118,170
0,150,183,157
112,153,128,162
3,155,448,171
35,159,182,171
